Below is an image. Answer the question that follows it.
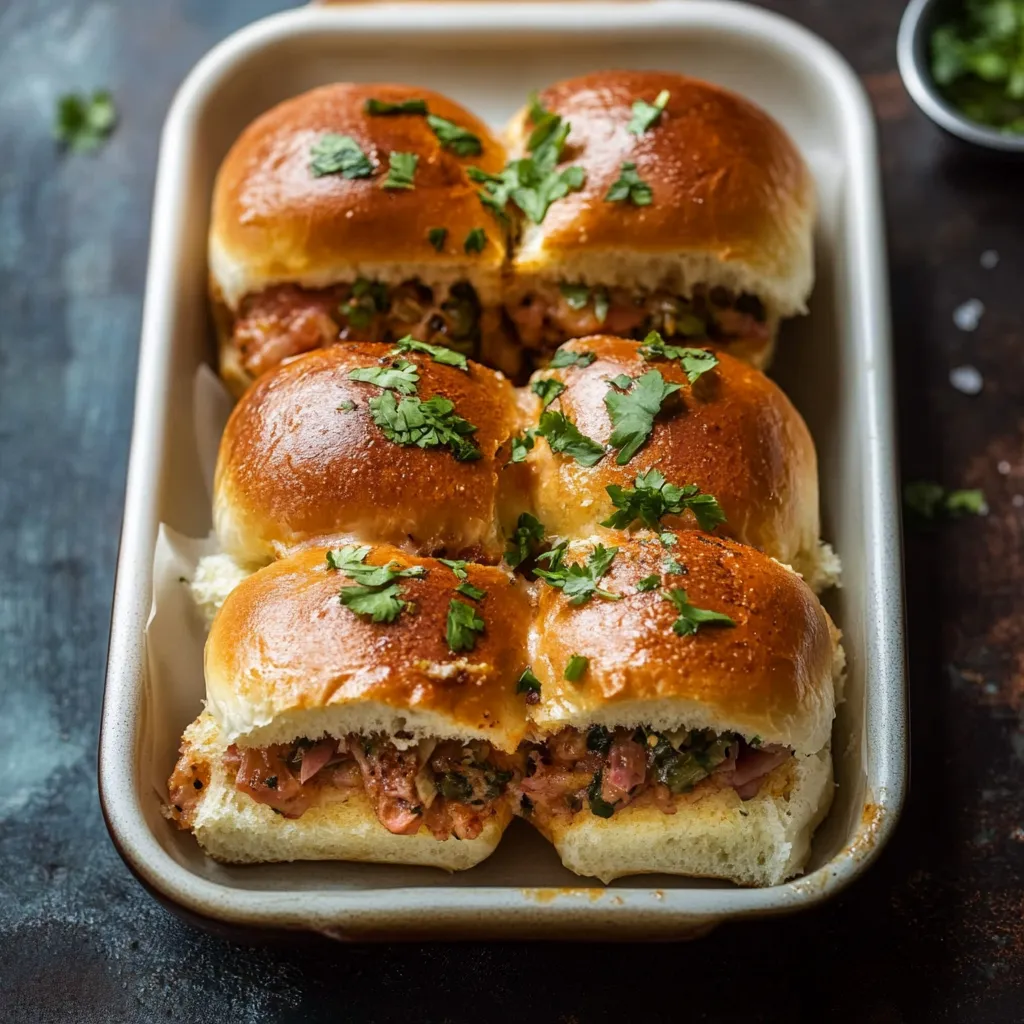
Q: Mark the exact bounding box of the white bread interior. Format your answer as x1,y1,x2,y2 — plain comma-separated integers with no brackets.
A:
189,553,255,624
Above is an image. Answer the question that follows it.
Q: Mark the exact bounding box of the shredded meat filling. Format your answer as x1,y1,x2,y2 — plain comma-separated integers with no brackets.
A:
231,279,481,379
515,726,791,825
173,734,523,841
507,283,769,355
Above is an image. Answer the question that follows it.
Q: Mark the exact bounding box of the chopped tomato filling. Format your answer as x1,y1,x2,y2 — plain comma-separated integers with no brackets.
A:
506,283,769,355
231,279,481,380
514,726,791,824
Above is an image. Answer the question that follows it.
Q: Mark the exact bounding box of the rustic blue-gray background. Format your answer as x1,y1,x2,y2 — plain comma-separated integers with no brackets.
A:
2,2,1022,1021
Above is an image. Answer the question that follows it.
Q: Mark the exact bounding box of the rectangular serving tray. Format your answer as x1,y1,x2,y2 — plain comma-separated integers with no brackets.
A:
100,0,907,940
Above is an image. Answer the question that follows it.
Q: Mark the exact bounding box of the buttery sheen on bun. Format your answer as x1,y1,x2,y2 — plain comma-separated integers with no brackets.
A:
522,335,838,591
209,83,513,391
517,530,841,885
213,342,527,567
167,546,533,868
503,71,815,367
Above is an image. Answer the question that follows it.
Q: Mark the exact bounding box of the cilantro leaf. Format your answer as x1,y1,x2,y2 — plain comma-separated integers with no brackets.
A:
534,544,621,605
456,580,486,601
339,278,390,328
549,347,596,369
659,531,678,548
904,481,988,520
604,370,681,464
337,400,355,412
347,359,420,394
509,429,537,464
587,771,616,818
605,162,652,206
365,98,428,116
439,558,469,580
944,488,988,515
390,335,468,371
505,512,545,569
662,556,685,575
602,469,726,532
428,227,448,251
339,582,413,623
564,654,589,682
310,133,374,179
627,89,670,135
531,377,566,408
54,90,117,152
516,667,542,697
608,373,633,390
559,283,590,310
367,391,481,461
326,546,426,586
663,588,736,636
447,598,485,652
464,227,487,254
326,546,424,624
381,151,418,190
635,574,661,592
427,114,483,157
639,332,719,382
536,410,606,467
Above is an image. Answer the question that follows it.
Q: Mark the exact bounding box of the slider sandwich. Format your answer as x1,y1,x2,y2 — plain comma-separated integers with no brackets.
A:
519,530,841,886
210,83,512,394
204,341,526,616
499,71,815,368
168,545,533,868
516,334,839,591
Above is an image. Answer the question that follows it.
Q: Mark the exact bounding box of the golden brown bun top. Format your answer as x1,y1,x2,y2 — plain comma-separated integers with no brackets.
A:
528,531,837,752
509,71,814,313
205,546,533,750
210,83,507,307
525,336,819,565
214,343,525,566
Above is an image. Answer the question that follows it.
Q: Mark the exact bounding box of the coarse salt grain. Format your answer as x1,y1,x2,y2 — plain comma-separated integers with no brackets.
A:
949,364,983,395
953,299,985,332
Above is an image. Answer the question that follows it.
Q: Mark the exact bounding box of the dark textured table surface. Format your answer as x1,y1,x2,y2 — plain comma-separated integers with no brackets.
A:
2,1,1023,1021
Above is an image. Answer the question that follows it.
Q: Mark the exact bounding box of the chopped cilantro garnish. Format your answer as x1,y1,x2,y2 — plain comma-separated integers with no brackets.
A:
635,574,661,592
564,654,589,682
427,113,483,156
662,556,685,575
602,469,726,531
326,546,424,623
339,278,389,328
549,347,596,369
310,133,374,179
456,580,486,601
663,588,736,636
347,358,420,394
639,332,719,382
605,162,652,206
509,429,537,464
54,90,117,152
531,377,566,408
505,512,545,569
659,531,678,548
438,558,469,580
587,771,616,818
390,335,468,371
337,399,356,412
339,582,414,622
627,89,670,135
586,725,613,754
536,410,605,467
365,98,428,116
608,373,633,390
380,151,418,190
446,598,485,652
463,227,487,254
593,289,610,325
367,392,480,461
604,370,681,464
516,667,542,696
427,227,448,251
904,481,988,519
560,283,591,310
534,544,620,605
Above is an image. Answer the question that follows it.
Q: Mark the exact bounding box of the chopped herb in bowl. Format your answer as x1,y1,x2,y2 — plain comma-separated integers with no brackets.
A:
931,0,1024,134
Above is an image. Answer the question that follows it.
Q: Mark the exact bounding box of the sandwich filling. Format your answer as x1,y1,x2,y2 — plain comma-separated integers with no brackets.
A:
507,283,769,355
515,726,791,825
168,733,522,841
230,279,482,380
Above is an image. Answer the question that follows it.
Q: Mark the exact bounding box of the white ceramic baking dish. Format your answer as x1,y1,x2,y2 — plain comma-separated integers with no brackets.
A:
99,0,906,940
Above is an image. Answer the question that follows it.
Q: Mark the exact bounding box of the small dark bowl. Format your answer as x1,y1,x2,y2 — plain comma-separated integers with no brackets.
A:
898,0,1024,152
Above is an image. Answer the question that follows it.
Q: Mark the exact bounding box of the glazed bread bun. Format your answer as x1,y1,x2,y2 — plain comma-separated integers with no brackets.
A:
206,546,533,751
523,336,837,590
209,83,514,390
170,712,512,868
211,83,507,308
503,71,814,366
522,530,841,885
213,342,527,567
527,531,840,751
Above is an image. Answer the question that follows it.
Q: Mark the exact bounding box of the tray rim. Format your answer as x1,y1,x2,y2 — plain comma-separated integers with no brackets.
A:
99,0,907,937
